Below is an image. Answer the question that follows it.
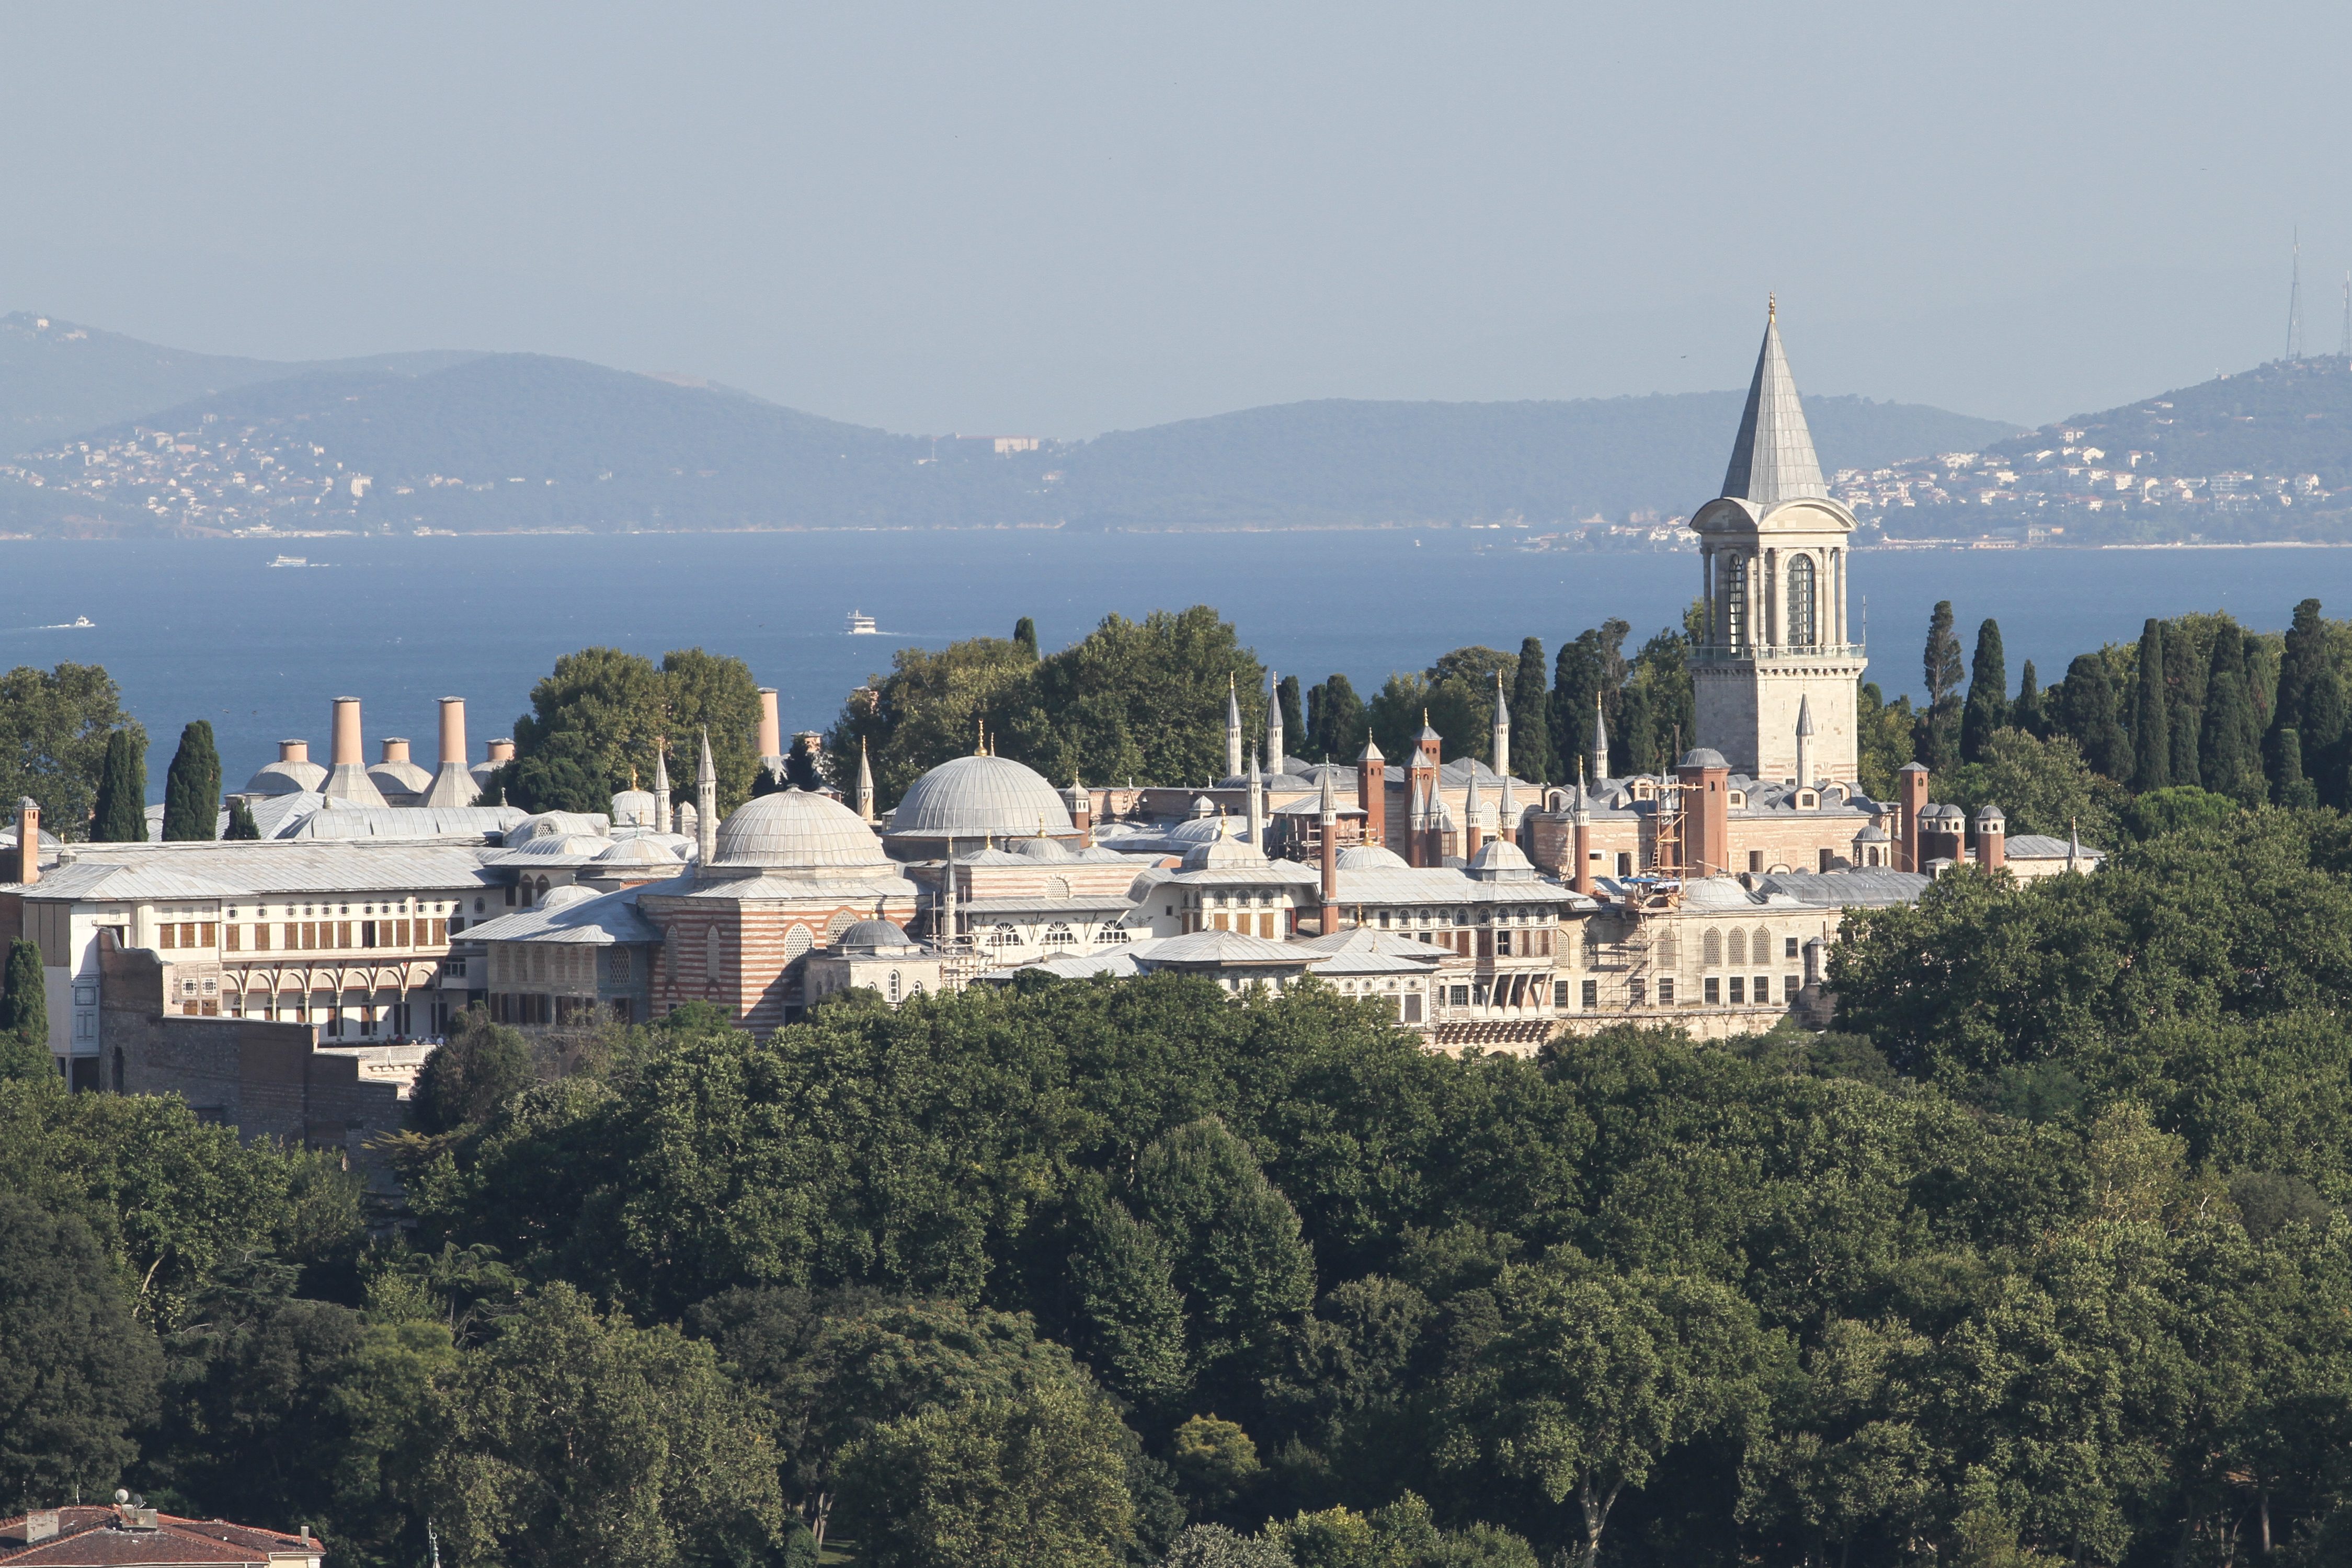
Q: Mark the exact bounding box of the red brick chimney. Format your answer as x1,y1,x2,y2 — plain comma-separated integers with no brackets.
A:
1356,739,1385,846
1570,792,1593,897
1676,748,1731,878
13,798,37,885
1973,804,2006,872
1897,763,1928,873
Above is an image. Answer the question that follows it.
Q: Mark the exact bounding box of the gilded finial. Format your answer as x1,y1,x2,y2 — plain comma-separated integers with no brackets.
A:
1768,291,1777,322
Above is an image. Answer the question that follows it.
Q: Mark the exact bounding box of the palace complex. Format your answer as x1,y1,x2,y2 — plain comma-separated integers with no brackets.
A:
0,307,2100,1153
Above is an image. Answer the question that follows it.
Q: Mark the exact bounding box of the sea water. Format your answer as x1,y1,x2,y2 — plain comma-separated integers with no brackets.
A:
6,531,2352,795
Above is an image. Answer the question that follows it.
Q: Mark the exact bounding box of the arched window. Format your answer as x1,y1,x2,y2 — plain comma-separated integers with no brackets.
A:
1727,928,1746,966
1046,875,1071,899
1043,922,1077,949
1787,554,1818,646
1703,929,1722,967
782,925,813,960
987,923,1020,948
1723,553,1750,647
703,925,722,978
1753,927,1772,965
888,971,902,1003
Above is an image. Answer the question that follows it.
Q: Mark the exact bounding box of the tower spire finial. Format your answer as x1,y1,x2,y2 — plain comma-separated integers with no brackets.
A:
1768,290,1776,322
1721,297,1826,506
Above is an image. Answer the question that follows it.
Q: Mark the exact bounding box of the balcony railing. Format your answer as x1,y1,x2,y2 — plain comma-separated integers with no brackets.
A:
1692,642,1867,666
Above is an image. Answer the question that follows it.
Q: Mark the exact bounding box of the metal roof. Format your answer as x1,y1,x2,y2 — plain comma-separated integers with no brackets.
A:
2007,833,2100,860
10,841,504,902
1754,868,1933,908
1720,304,1829,506
465,880,676,944
1332,866,1570,907
888,753,1076,840
1134,928,1305,967
960,895,1138,915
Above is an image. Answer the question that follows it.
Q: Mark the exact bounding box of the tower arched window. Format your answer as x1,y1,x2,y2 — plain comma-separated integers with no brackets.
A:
1787,554,1818,646
1723,554,1750,648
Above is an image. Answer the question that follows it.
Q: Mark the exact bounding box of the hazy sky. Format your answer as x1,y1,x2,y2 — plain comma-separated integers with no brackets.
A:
3,4,2346,436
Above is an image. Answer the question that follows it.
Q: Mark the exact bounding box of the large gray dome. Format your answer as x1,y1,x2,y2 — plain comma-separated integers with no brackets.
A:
887,753,1075,842
716,789,892,868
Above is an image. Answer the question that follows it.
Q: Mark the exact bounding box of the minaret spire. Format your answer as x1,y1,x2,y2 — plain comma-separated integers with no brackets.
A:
1591,694,1609,784
1265,672,1284,774
652,740,673,834
1225,674,1244,780
694,728,718,865
1491,668,1511,783
1247,748,1265,848
855,737,876,823
1721,298,1827,506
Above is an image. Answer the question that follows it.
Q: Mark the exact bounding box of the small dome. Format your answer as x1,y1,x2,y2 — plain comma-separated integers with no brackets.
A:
1183,835,1269,869
595,836,678,864
1679,748,1730,770
1973,804,2006,823
715,789,891,868
246,757,329,796
1008,834,1073,862
1336,843,1409,870
836,918,915,951
1853,823,1890,843
1167,815,1237,846
539,885,598,912
1682,876,1757,910
610,787,658,828
369,759,433,793
887,753,1075,842
1468,838,1532,872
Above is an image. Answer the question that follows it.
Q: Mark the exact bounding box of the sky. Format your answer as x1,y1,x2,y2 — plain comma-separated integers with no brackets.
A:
2,3,2346,437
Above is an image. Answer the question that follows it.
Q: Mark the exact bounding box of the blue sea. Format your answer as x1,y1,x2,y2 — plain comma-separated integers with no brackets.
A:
6,530,2352,796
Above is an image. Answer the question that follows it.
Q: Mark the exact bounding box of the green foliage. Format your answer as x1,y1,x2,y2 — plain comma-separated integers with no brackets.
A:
1276,676,1305,756
223,795,260,840
1134,1119,1317,1380
425,1283,783,1568
1854,681,1915,801
2011,659,2044,738
2051,652,2127,779
0,662,130,840
1,937,50,1074
2199,622,2269,805
2131,619,2170,791
89,726,147,841
1932,727,2122,845
1158,1524,1295,1568
1509,639,1549,783
2120,783,2240,841
1549,621,1625,784
409,1009,534,1134
1959,619,2006,764
159,719,220,841
1065,1181,1192,1409
839,1379,1138,1568
1013,616,1040,659
0,1191,164,1508
1171,1414,1264,1511
1615,626,1696,775
490,645,762,815
1306,675,1370,764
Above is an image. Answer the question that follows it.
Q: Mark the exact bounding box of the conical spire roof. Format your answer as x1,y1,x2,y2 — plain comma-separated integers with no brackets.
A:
1796,694,1815,737
1721,298,1828,506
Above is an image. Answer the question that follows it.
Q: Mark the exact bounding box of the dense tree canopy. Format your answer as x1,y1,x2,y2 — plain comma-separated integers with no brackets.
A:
484,645,763,814
0,661,132,839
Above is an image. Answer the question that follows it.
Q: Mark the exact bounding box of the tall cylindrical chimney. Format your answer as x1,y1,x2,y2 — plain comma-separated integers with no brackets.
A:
332,698,363,767
14,798,38,886
280,740,310,764
438,698,467,769
757,688,782,759
380,738,411,764
1571,806,1593,897
487,738,516,764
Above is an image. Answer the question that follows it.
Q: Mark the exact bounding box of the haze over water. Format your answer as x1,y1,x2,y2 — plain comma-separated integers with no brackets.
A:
6,533,2349,796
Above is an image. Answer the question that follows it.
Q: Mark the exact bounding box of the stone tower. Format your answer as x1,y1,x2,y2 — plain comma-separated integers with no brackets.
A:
1689,301,1866,782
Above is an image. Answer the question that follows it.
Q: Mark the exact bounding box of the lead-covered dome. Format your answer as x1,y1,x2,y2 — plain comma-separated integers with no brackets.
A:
886,754,1075,842
715,789,891,868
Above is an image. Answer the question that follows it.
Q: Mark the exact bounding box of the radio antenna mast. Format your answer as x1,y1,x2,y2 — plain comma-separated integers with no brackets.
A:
2286,228,2304,360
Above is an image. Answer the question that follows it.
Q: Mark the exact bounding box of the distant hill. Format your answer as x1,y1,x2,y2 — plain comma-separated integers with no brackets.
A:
1051,394,2020,530
0,314,2021,539
0,312,478,446
1863,357,2352,544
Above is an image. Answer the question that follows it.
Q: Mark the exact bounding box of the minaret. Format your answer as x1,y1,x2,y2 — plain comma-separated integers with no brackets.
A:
1794,695,1815,789
1492,670,1511,783
1591,695,1610,784
855,738,876,823
1499,768,1516,850
1571,764,1594,897
1226,674,1243,780
1317,769,1339,936
1265,673,1284,774
695,728,718,865
1406,773,1428,868
1355,737,1385,848
939,837,958,949
1463,768,1485,859
653,742,673,835
1247,749,1264,848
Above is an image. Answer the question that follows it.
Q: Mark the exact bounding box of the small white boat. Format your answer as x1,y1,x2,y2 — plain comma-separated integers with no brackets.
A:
846,610,879,635
268,555,308,568
68,616,92,628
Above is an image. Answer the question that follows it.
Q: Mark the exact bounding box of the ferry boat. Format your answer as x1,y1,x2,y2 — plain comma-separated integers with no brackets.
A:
67,616,92,628
846,610,879,635
268,555,308,568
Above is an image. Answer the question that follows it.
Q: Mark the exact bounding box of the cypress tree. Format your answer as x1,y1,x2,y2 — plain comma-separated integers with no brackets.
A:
2057,654,2127,779
1310,674,1367,760
0,937,49,1074
1551,634,1601,783
2165,621,2205,787
2013,660,2044,737
224,796,261,841
1923,601,1963,707
2200,625,2266,806
89,730,147,843
2131,619,2170,793
1512,637,1551,783
1275,676,1304,758
161,720,220,841
1960,619,2007,763
2305,662,2348,807
2277,727,2317,809
1012,617,1038,659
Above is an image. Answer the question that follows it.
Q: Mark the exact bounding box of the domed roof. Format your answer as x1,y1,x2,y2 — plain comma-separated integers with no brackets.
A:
539,885,598,912
715,789,892,868
1852,823,1890,843
1679,747,1730,770
1167,814,1236,846
595,835,681,864
1467,838,1533,875
1183,835,1270,869
369,759,433,792
610,787,658,827
887,753,1075,841
1682,876,1758,910
1973,803,2006,823
836,918,916,951
246,757,329,796
1008,833,1073,862
1335,843,1409,870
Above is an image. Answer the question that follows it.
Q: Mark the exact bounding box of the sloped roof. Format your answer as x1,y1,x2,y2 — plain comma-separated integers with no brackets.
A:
464,879,677,944
0,1505,318,1565
1720,304,1829,506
